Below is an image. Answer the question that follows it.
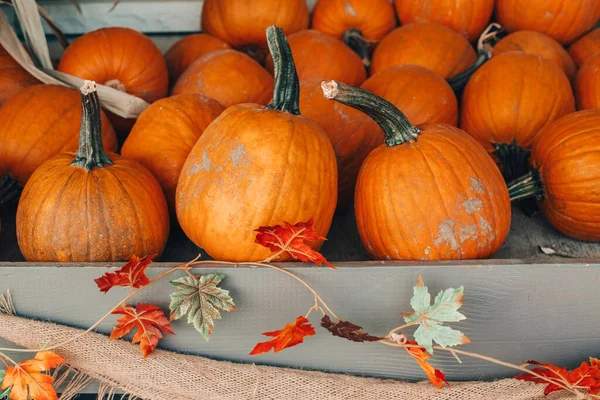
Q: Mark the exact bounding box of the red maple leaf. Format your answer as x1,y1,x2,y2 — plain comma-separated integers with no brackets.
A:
110,303,175,358
94,255,155,293
405,340,449,389
515,359,600,396
0,351,65,400
254,218,335,268
250,316,316,355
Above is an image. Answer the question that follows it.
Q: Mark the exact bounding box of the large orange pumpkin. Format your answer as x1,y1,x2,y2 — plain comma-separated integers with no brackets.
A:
394,0,494,42
569,28,600,68
172,50,273,107
360,64,458,126
0,84,117,186
370,22,476,78
460,52,575,181
492,31,577,80
574,52,600,110
0,45,38,106
299,80,383,206
508,109,600,241
265,30,366,86
496,0,600,45
323,81,510,260
57,27,169,137
310,0,397,66
164,34,231,83
176,27,337,262
16,81,169,262
121,94,225,211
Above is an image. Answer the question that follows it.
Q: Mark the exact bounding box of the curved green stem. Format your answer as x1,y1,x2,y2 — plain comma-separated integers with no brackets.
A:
493,142,532,182
321,80,420,147
507,169,545,202
342,29,370,68
447,51,490,93
266,25,300,115
70,81,114,171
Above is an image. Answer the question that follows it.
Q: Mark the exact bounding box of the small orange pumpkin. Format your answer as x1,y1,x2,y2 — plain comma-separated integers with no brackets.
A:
121,94,225,211
394,0,495,42
323,81,511,260
492,31,577,80
569,28,600,68
496,0,600,45
574,52,600,110
299,80,383,206
164,34,231,83
172,50,273,107
0,84,117,186
360,64,458,126
370,22,476,78
508,109,600,241
176,27,337,262
0,45,38,106
16,81,169,261
310,0,397,66
460,52,575,181
265,30,366,86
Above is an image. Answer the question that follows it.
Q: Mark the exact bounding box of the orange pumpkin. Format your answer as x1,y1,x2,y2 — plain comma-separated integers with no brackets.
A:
574,52,600,110
164,34,231,83
0,84,117,186
460,52,575,180
496,0,600,45
310,0,397,66
299,80,383,206
360,64,458,126
16,81,169,261
176,27,337,262
265,30,366,86
172,50,273,107
492,31,577,80
370,22,476,78
508,109,600,241
569,28,600,68
121,94,225,211
57,27,169,137
0,45,38,106
323,81,510,260
394,0,494,42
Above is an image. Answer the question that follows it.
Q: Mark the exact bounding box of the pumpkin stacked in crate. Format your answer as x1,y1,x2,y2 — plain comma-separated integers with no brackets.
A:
176,26,337,262
16,81,169,262
0,44,38,106
569,28,600,68
164,34,231,83
323,81,511,260
508,110,600,241
0,85,117,186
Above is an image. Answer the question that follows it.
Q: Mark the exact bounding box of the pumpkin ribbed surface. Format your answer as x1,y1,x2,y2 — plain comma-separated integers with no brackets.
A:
164,34,231,83
568,28,600,67
574,52,600,110
0,45,38,106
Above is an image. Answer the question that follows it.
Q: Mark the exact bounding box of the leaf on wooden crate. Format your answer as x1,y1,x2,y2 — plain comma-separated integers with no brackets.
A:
110,303,174,358
254,218,335,268
169,274,236,341
94,255,155,293
515,358,600,396
0,370,9,400
250,316,315,355
0,351,65,400
402,276,470,353
404,340,449,389
320,315,382,342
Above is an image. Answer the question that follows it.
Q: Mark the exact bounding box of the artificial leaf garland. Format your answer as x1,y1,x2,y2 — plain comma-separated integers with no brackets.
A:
515,359,600,396
94,255,155,293
320,315,382,343
250,316,316,355
404,340,449,389
0,370,9,400
0,351,65,400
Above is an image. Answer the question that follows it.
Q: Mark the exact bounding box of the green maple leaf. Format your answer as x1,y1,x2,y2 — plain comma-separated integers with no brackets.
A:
402,275,470,353
169,274,236,341
0,370,10,400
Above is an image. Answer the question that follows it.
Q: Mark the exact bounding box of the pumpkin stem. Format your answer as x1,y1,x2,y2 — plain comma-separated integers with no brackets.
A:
507,168,545,202
71,80,114,171
321,80,420,147
493,142,531,182
266,25,301,115
342,29,370,68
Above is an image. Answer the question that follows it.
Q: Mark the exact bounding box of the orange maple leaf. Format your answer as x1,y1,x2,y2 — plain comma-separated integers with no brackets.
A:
254,218,335,268
405,340,449,389
110,303,175,358
0,351,65,400
515,359,600,396
250,316,316,355
94,255,155,293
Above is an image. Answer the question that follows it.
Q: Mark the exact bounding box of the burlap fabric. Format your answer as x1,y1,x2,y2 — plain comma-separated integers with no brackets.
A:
0,314,576,400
